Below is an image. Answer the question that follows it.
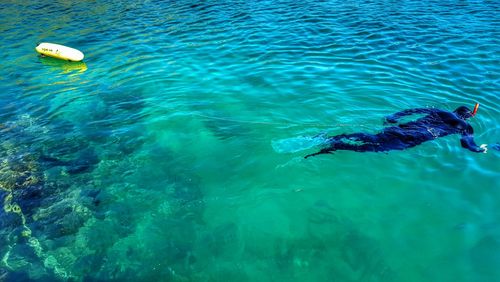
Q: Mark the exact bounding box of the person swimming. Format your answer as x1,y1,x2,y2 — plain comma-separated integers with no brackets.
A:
305,105,488,158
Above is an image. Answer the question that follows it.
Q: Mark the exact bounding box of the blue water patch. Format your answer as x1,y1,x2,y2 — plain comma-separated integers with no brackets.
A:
0,0,499,281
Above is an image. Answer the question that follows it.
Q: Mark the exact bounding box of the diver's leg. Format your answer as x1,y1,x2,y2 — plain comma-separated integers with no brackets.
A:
344,133,377,143
304,148,334,159
305,133,376,158
334,133,380,152
303,134,348,158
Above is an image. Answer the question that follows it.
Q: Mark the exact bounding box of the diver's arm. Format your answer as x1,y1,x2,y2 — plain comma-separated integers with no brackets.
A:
385,108,437,123
460,124,486,153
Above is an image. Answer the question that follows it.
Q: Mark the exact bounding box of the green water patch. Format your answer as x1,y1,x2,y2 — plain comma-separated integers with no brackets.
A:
1,0,500,280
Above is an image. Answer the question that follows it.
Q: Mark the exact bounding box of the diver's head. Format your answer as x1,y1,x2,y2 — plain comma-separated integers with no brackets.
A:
454,106,473,120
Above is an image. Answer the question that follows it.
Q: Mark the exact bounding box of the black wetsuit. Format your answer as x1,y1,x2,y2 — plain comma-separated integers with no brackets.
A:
305,106,486,158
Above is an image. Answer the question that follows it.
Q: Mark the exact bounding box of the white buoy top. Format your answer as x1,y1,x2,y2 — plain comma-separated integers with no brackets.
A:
35,42,84,62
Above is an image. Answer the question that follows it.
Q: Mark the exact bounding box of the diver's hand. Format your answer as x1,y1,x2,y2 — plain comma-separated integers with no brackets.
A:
480,144,488,153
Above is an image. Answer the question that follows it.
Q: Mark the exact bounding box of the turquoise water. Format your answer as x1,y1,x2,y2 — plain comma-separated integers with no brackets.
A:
1,0,499,281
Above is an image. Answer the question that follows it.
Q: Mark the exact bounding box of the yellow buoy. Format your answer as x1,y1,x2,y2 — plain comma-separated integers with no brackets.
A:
35,42,84,62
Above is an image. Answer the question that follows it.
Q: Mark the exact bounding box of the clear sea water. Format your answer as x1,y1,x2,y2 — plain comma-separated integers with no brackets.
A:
1,0,499,281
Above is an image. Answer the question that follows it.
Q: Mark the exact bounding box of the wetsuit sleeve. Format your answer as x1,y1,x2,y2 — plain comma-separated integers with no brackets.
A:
385,108,437,123
460,124,486,153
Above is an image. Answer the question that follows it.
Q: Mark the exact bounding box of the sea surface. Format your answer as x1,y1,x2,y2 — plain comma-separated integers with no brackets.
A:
0,0,499,281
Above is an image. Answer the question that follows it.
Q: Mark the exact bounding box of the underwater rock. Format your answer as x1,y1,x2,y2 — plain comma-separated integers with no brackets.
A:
66,148,100,174
0,112,105,280
80,188,102,207
41,147,100,175
99,86,145,112
6,243,37,269
32,201,92,240
2,271,31,282
45,136,90,159
115,131,146,156
0,146,47,218
0,268,6,280
11,184,44,215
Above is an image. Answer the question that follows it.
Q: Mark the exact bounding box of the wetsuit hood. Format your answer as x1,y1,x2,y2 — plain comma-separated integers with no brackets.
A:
454,106,473,120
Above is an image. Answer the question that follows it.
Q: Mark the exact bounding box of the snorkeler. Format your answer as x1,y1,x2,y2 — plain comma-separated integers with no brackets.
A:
305,104,488,158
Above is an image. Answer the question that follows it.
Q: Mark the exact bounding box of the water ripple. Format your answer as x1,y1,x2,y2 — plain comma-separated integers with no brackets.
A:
1,0,499,281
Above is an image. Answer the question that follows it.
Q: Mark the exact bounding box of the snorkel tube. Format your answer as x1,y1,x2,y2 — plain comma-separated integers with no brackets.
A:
472,103,479,117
